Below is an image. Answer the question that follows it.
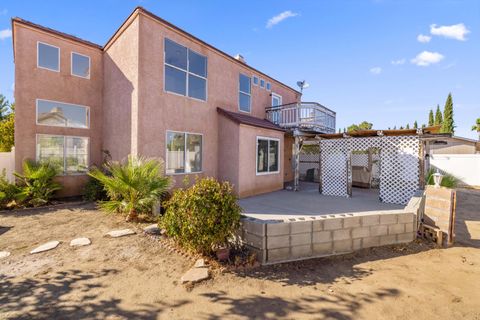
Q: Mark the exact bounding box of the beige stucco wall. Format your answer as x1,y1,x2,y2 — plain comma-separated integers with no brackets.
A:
217,116,240,191
13,23,103,197
430,138,478,154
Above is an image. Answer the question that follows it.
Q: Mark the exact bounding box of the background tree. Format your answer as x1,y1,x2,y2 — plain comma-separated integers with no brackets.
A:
406,124,410,129
434,104,443,125
0,94,9,120
413,121,418,129
428,109,434,126
0,95,14,152
441,93,455,134
472,118,480,140
347,121,373,132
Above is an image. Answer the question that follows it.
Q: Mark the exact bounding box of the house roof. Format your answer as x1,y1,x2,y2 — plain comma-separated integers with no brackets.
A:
11,7,300,95
217,108,285,132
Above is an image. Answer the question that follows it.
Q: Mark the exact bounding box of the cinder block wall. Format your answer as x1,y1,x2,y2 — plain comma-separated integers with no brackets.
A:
240,209,418,265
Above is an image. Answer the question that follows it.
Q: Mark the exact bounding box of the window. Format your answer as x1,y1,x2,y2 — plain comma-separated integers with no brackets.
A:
239,73,251,112
166,131,202,174
256,137,279,174
38,42,60,72
36,135,89,174
266,82,271,91
271,93,282,107
252,76,259,86
164,38,207,101
36,99,89,129
260,79,265,88
71,52,90,78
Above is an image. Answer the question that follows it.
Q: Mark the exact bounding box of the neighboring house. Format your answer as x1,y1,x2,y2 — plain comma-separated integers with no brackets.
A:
429,136,479,154
11,7,335,197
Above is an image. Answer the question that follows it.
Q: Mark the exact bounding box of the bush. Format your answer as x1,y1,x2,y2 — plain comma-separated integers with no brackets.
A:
426,168,458,189
83,176,108,201
0,170,20,210
88,156,171,221
14,160,62,207
161,177,242,254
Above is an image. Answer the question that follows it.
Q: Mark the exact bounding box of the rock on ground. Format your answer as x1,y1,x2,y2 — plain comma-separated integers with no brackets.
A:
70,237,91,247
181,267,209,284
30,241,60,254
0,251,11,259
143,224,160,235
194,258,205,268
106,229,135,238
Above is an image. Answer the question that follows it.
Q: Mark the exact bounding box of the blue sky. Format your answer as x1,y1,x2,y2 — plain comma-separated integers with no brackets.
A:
0,0,479,138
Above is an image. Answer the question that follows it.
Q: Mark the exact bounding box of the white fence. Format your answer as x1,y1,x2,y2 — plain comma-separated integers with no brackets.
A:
0,147,15,182
430,154,480,187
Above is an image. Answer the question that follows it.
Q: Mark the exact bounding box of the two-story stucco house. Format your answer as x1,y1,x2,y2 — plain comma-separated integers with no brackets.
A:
11,7,335,198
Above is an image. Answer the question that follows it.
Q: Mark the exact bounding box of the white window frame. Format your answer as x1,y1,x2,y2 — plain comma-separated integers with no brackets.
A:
252,75,259,86
239,73,251,113
260,79,265,89
165,130,203,175
256,136,280,175
266,82,272,91
36,99,90,129
37,41,60,72
163,38,208,102
36,134,90,176
271,93,282,107
71,52,91,79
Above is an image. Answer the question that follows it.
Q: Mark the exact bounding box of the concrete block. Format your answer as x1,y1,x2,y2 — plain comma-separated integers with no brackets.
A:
362,214,380,226
291,244,312,258
397,213,414,224
352,227,370,239
380,234,397,245
243,231,265,249
426,197,451,211
425,186,453,199
388,223,405,235
312,220,323,231
333,239,353,253
267,235,290,249
362,236,380,248
268,247,290,262
267,222,290,236
313,231,332,243
353,238,362,250
405,223,414,233
370,225,388,236
324,218,343,230
242,219,266,236
313,242,333,256
380,214,397,225
343,216,361,228
333,229,351,241
291,233,311,246
291,221,312,234
397,232,415,243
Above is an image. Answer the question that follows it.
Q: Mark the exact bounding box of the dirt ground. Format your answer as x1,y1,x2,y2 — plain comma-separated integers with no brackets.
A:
1,190,480,320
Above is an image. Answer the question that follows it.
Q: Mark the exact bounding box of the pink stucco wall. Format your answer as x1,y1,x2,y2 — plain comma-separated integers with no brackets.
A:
13,22,103,196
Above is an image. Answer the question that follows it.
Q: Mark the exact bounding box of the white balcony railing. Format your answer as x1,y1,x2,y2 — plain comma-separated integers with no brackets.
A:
266,102,336,134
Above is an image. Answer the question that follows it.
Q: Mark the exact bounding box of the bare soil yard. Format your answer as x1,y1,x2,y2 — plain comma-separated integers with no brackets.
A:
1,191,480,320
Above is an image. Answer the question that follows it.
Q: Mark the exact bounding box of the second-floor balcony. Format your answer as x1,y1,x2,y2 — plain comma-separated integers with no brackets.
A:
265,102,336,134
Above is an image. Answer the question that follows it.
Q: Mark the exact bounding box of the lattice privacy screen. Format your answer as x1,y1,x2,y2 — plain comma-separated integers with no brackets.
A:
320,136,420,205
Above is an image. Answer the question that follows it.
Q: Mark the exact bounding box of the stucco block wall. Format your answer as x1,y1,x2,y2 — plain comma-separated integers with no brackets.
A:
217,116,240,191
13,22,103,196
240,210,417,265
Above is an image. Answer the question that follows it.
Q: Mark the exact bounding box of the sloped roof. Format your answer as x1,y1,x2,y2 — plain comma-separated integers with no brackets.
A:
217,108,285,132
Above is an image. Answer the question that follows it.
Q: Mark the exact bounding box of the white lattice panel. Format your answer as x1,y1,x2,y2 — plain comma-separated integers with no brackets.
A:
320,139,350,197
351,154,368,167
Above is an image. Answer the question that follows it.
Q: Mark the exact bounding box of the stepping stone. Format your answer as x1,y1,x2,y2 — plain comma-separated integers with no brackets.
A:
143,224,160,235
30,241,60,254
70,237,91,247
180,267,209,284
0,251,11,259
194,258,205,268
106,229,135,238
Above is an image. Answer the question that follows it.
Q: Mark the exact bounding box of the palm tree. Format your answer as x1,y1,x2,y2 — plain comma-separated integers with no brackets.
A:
89,156,171,221
472,118,480,140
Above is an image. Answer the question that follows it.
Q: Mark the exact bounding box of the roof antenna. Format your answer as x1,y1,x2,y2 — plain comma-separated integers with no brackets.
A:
296,80,310,94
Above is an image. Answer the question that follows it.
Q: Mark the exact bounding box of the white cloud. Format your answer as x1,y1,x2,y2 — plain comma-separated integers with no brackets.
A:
0,28,12,40
417,34,431,43
411,51,444,66
0,9,7,15
391,58,406,65
266,11,299,29
430,23,470,41
369,67,382,74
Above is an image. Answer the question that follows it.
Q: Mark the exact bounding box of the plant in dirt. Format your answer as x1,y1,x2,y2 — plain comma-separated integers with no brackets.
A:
88,156,171,221
83,174,109,201
161,177,242,255
14,160,62,207
426,168,458,189
0,170,20,209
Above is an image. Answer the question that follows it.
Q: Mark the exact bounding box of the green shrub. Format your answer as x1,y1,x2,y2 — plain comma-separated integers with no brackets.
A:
83,176,108,201
14,160,62,207
0,170,20,210
161,177,242,254
426,168,458,189
88,156,171,221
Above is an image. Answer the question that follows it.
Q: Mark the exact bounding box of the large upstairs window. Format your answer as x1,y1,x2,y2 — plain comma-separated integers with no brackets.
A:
239,73,251,112
37,42,60,72
36,99,89,129
71,52,90,78
164,38,207,101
